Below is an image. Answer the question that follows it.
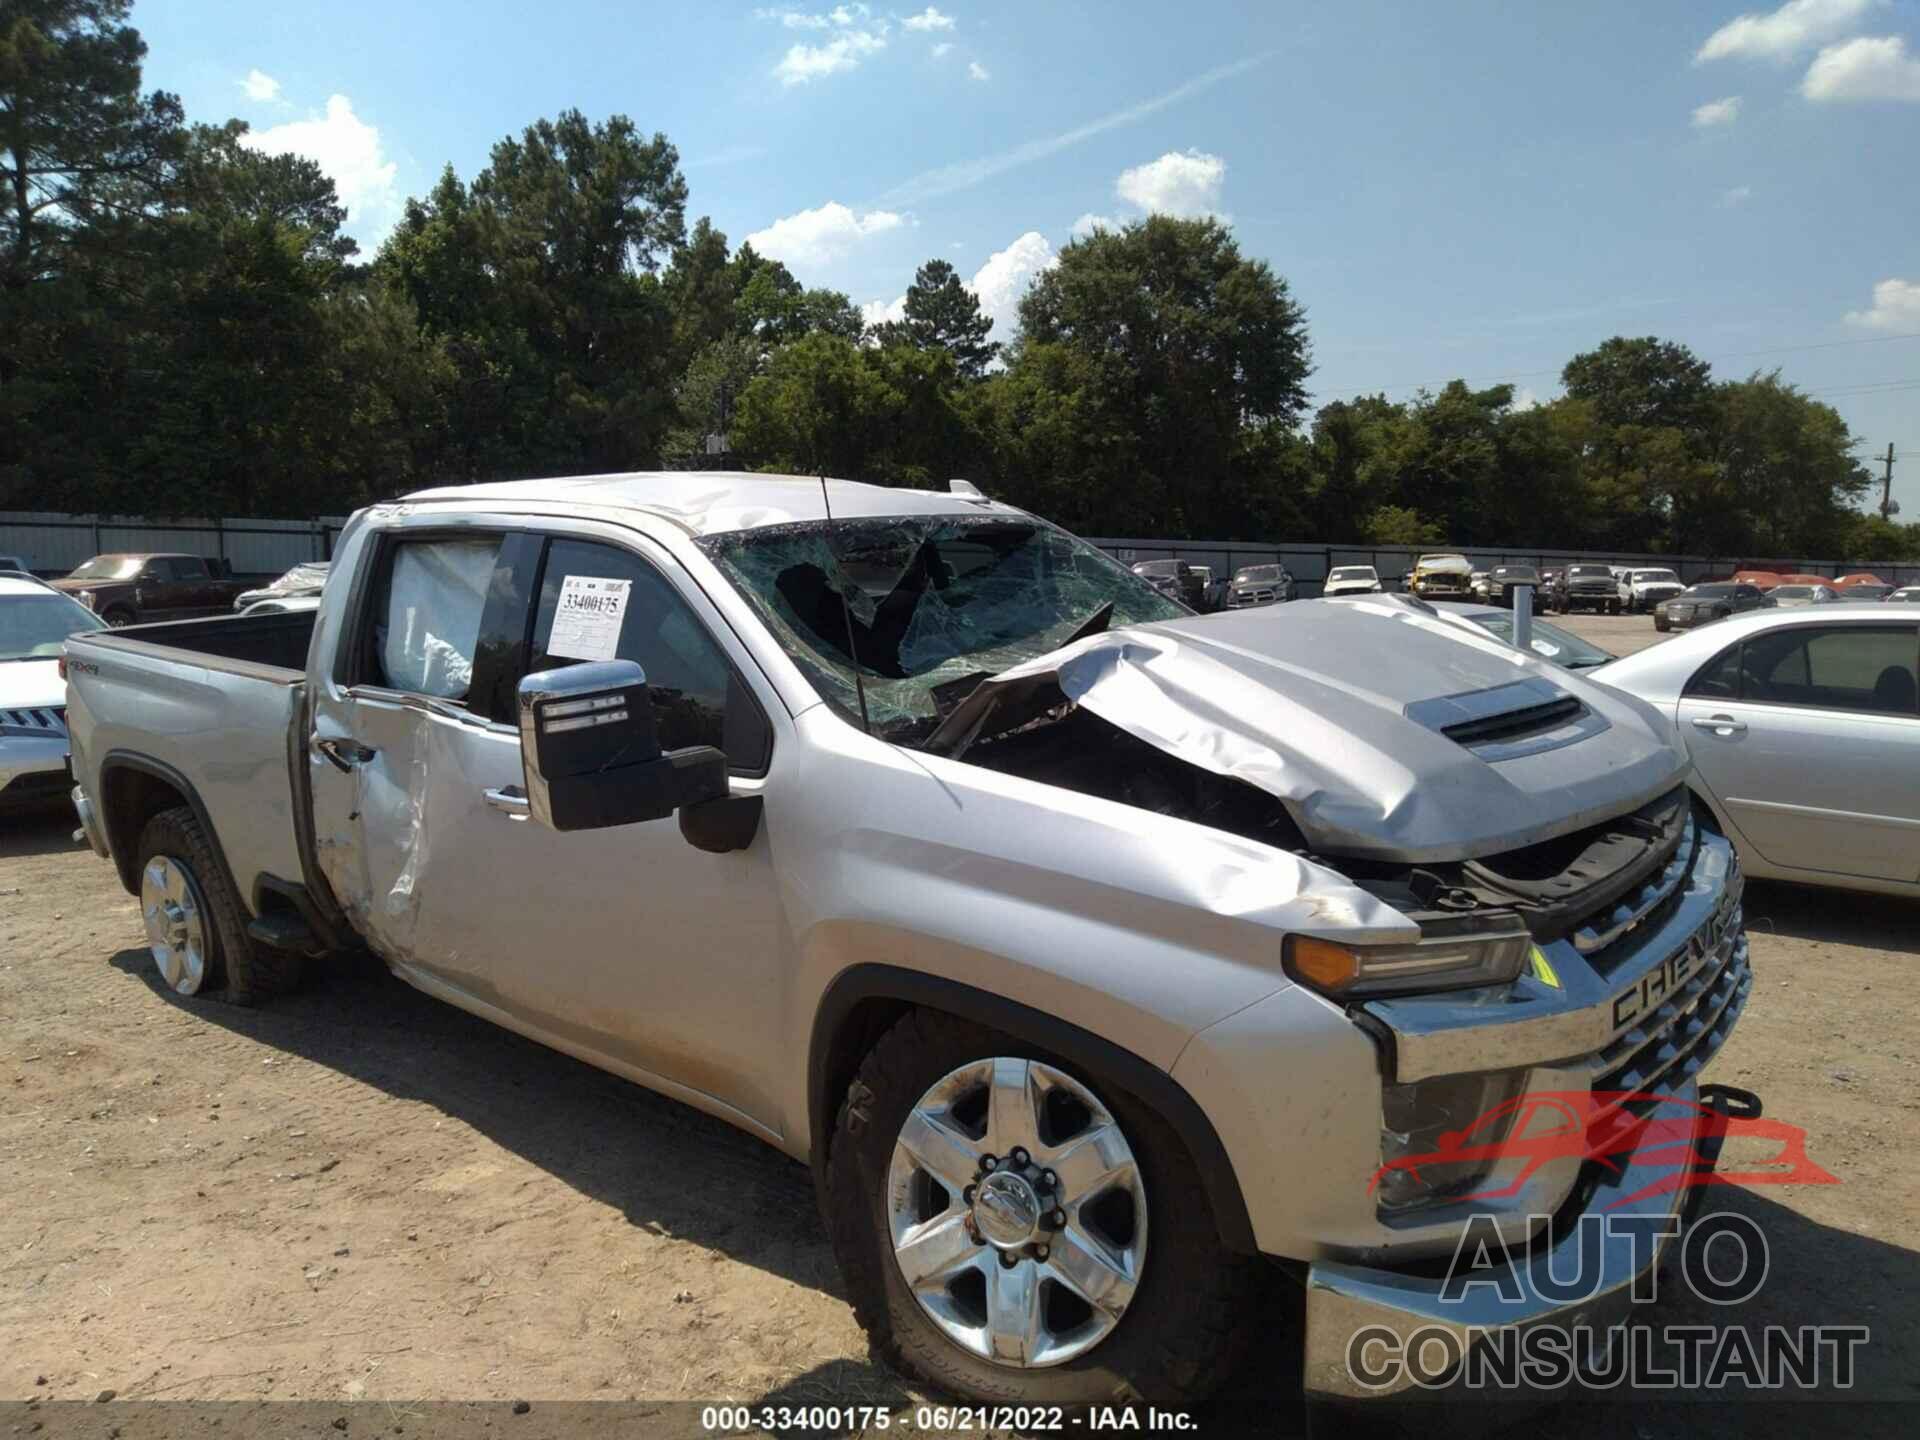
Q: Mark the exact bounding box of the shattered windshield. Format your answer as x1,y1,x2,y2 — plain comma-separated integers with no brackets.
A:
700,515,1185,744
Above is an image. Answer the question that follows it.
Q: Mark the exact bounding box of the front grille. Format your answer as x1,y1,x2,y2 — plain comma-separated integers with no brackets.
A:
1591,891,1749,1097
0,705,67,736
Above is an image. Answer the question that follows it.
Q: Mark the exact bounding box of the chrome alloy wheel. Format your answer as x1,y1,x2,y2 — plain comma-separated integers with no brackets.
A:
141,855,209,995
886,1058,1148,1369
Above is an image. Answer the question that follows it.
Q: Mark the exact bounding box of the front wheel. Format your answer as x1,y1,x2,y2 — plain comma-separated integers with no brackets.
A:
102,607,135,627
826,1011,1258,1407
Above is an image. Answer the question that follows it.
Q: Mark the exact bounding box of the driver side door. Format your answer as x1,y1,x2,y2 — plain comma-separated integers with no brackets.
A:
308,519,793,1137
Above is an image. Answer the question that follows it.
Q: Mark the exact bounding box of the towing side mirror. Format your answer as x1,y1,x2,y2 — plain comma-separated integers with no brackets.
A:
515,660,728,832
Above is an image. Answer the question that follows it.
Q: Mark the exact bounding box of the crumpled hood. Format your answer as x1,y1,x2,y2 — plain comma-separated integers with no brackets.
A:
951,597,1687,862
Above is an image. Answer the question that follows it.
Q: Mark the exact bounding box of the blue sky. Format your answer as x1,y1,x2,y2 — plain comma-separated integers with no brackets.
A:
140,1,1920,508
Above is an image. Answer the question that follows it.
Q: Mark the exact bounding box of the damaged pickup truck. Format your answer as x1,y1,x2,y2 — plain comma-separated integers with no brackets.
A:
64,473,1750,1413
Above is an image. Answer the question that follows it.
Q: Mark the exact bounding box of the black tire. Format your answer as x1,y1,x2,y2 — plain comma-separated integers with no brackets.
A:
135,806,303,1004
1654,616,1670,632
826,1009,1260,1408
102,607,135,627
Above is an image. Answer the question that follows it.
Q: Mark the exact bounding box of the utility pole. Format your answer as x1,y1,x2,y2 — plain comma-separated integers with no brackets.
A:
1879,442,1898,520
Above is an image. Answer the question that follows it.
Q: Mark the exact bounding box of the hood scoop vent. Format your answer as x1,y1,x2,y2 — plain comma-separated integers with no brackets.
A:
1405,677,1604,762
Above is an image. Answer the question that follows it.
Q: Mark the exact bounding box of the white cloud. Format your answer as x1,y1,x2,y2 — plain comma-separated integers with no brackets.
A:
1511,387,1545,412
1802,34,1920,99
968,60,991,81
860,294,907,329
773,28,887,84
969,231,1056,342
1691,95,1742,126
1720,184,1754,206
1115,148,1226,218
1845,277,1920,329
901,6,955,31
1070,212,1119,238
859,230,1058,347
931,41,954,57
875,51,1272,207
240,95,399,247
745,201,905,267
1695,0,1880,63
240,68,281,103
755,4,869,28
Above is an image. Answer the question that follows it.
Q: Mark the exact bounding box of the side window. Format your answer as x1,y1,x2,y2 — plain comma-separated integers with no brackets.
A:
370,536,503,702
1804,628,1917,715
526,539,770,773
1685,643,1742,700
1740,629,1809,704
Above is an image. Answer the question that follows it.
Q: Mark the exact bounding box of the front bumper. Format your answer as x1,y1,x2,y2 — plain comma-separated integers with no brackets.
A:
1296,825,1750,1399
1302,1084,1707,1400
0,733,71,811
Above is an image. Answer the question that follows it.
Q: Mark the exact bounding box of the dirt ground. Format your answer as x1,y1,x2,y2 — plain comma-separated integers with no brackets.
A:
2,608,1916,1435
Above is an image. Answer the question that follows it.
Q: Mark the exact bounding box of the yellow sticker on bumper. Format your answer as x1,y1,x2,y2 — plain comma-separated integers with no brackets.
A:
1529,944,1562,989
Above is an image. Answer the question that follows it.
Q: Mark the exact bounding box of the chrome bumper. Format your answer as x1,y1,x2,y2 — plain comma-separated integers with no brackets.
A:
1303,1083,1705,1400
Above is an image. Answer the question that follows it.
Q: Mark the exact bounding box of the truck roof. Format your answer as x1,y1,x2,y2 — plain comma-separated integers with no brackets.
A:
402,471,1023,538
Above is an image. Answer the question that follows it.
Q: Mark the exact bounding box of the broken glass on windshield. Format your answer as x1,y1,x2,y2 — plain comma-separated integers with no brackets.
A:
699,515,1184,743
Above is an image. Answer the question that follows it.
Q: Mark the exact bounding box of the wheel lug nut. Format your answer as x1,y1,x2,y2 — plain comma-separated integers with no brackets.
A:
1041,1170,1058,1190
980,1154,998,1173
1051,1208,1067,1228
1010,1147,1030,1167
963,1184,976,1205
999,1251,1018,1269
1034,1245,1050,1262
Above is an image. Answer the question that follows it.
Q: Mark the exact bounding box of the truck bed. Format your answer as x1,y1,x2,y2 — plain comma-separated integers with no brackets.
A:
65,611,317,912
94,609,318,675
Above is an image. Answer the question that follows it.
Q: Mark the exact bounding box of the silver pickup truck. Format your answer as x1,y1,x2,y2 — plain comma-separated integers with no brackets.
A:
64,473,1750,1412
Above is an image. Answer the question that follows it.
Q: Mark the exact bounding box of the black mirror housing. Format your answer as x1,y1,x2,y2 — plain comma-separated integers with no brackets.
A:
516,660,729,832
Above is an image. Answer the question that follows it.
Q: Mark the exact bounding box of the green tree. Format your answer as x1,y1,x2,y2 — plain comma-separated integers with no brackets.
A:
0,0,183,294
877,257,998,378
1363,505,1444,545
1014,216,1312,535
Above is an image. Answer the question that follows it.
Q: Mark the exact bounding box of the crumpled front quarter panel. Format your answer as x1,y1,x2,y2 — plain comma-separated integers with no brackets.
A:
775,705,1415,1147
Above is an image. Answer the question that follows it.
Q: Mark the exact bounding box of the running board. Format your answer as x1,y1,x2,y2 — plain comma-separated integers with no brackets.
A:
247,912,326,956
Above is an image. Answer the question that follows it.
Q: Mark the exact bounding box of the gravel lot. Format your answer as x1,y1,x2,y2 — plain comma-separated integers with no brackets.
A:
2,607,1915,1433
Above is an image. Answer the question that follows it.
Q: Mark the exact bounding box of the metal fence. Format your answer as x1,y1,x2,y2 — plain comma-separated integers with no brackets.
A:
1087,538,1920,599
3,507,1915,596
0,512,349,578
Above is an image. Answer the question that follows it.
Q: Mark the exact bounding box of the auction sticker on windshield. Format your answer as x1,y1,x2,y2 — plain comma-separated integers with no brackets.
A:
549,575,631,661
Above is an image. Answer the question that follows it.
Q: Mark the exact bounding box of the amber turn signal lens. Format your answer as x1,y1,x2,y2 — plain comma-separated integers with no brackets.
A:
1286,935,1360,991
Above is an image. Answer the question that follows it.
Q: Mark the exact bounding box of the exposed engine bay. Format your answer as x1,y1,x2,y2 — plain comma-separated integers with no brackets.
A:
963,700,1693,946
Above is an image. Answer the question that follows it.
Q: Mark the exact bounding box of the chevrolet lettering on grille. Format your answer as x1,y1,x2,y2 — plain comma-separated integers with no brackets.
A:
1611,934,1709,1031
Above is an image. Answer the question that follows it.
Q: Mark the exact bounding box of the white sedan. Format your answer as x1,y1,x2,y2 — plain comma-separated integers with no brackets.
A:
1596,606,1920,896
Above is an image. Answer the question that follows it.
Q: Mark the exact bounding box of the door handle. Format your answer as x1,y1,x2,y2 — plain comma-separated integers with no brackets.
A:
311,735,378,771
1691,715,1747,735
485,786,530,819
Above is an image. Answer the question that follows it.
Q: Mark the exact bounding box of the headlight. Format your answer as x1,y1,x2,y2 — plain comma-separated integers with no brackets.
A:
1285,915,1531,999
1376,1069,1528,1213
78,589,96,609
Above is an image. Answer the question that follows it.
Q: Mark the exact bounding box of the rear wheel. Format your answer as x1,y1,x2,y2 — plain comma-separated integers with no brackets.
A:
135,806,303,1004
102,607,135,627
827,1010,1258,1407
